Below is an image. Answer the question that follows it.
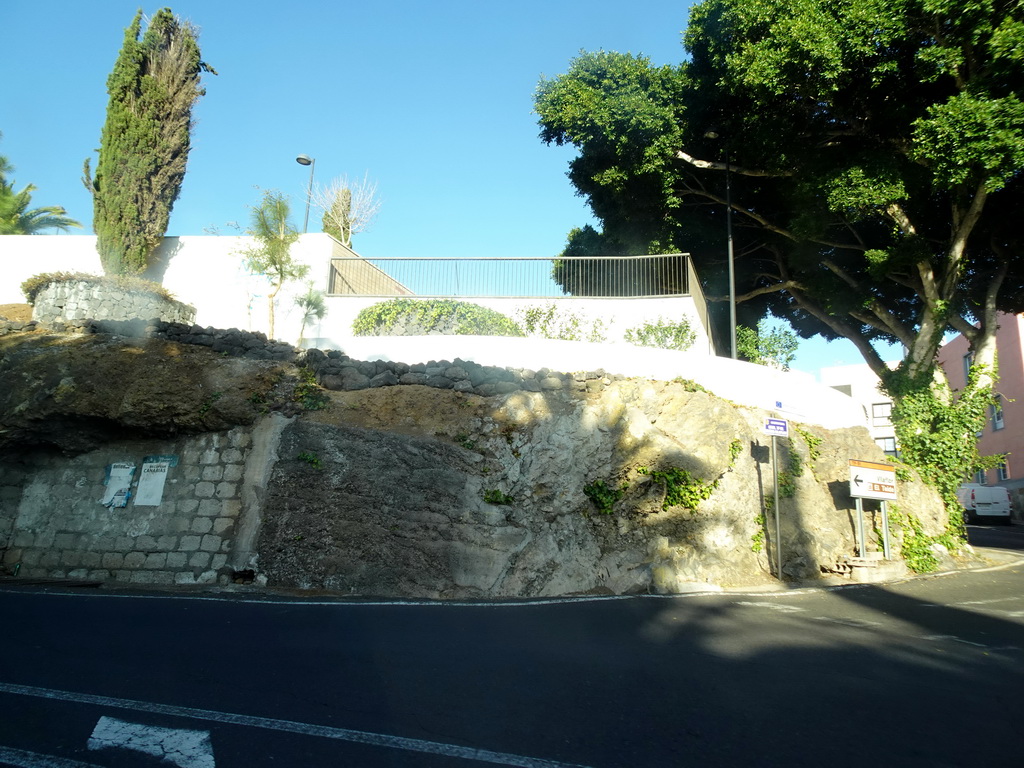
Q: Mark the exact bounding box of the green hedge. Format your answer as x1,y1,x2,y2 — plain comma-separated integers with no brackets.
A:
352,298,524,337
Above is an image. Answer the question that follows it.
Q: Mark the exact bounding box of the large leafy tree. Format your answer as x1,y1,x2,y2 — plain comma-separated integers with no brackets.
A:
83,8,214,276
536,0,1024,518
0,138,81,234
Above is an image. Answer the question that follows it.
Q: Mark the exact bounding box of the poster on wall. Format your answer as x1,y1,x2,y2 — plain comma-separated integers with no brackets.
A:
135,459,172,506
99,462,136,508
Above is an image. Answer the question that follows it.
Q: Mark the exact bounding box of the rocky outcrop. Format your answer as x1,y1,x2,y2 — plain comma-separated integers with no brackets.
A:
0,329,953,596
255,383,948,596
0,332,294,455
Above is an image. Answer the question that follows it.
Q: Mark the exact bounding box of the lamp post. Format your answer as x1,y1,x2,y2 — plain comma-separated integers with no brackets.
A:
705,130,736,360
296,154,315,234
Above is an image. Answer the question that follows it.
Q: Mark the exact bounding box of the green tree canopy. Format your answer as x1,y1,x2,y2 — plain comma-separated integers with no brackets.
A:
84,8,214,276
536,0,1024,521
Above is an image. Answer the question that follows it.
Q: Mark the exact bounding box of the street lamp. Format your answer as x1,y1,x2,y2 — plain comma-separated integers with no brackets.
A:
296,154,315,234
705,130,736,360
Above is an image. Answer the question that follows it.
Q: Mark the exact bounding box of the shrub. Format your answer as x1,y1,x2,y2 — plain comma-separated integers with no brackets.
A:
352,298,523,337
623,316,696,351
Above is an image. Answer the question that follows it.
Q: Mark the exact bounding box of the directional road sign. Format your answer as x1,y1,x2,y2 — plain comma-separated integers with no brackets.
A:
849,459,897,501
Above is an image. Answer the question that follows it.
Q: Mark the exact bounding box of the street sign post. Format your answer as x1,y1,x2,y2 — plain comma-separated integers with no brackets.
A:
848,459,897,559
763,418,789,580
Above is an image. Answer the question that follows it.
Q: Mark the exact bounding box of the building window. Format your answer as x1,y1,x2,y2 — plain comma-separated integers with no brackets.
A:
991,395,1004,431
975,469,988,485
998,461,1010,481
876,437,897,456
963,353,973,384
872,402,892,426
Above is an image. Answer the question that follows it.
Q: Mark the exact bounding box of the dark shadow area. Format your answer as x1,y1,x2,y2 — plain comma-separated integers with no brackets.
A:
0,573,1021,767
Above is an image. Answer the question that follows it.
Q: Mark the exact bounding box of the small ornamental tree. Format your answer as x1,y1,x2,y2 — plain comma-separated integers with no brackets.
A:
312,174,381,248
83,8,214,276
241,190,309,340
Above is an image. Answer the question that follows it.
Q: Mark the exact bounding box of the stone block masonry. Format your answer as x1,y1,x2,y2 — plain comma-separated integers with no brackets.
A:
0,427,254,586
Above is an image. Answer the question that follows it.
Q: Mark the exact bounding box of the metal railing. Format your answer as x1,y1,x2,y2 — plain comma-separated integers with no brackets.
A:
327,254,693,299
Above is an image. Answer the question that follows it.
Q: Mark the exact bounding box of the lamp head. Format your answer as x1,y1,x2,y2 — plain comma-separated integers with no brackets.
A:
296,154,313,166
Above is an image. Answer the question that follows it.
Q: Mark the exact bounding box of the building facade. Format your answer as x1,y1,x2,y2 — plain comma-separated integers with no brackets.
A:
937,313,1024,519
819,363,900,457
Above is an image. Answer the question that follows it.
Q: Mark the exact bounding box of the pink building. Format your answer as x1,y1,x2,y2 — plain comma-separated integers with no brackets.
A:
937,313,1024,519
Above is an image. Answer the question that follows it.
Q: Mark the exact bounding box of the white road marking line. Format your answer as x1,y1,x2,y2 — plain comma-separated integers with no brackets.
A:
0,745,103,767
736,601,805,613
88,716,214,768
0,682,591,768
922,634,988,648
813,617,882,628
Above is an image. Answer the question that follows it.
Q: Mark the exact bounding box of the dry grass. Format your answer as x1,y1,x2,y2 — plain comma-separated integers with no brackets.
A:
0,304,32,322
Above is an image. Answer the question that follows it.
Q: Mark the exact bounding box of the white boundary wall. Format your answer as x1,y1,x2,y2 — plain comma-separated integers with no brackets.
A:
1,235,870,429
333,335,867,430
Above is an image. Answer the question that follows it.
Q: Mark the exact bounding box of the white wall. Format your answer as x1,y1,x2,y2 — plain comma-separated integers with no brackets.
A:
304,295,713,355
2,234,871,429
333,335,867,430
0,234,328,344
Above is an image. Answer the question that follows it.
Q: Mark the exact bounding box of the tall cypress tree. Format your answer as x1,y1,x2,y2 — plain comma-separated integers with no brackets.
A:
84,8,214,276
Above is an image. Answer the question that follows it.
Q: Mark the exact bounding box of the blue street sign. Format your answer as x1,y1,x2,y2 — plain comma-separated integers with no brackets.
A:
763,418,789,437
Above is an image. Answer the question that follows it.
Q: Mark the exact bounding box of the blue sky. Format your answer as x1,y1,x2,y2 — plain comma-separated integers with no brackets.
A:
2,0,899,374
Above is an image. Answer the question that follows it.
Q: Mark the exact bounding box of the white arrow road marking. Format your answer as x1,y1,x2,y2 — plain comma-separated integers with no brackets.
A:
0,682,591,768
88,716,214,768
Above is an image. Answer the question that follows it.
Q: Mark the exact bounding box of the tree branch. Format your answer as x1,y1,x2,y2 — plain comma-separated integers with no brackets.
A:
675,150,794,177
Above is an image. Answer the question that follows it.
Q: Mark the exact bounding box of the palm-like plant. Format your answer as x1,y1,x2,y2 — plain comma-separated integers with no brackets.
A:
0,142,81,234
0,182,82,234
295,282,327,347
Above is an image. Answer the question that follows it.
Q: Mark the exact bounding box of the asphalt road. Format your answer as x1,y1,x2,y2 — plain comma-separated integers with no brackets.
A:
1,528,1022,768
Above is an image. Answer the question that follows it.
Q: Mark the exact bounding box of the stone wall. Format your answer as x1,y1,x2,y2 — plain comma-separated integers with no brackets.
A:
1,428,255,586
32,280,196,327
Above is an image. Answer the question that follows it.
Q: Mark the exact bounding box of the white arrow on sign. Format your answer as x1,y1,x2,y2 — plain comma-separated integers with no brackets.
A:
88,716,214,768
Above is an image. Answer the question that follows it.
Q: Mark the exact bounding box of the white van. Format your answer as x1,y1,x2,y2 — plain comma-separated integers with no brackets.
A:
957,484,1013,524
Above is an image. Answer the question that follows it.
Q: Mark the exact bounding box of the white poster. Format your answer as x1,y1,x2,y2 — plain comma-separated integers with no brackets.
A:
100,462,136,508
135,460,170,506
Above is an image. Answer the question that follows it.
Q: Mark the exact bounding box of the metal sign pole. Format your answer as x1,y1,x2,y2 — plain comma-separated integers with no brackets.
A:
855,497,866,558
881,500,892,560
773,434,782,579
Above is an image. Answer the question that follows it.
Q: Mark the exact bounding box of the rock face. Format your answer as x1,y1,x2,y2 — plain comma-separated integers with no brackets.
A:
0,332,292,455
0,330,952,597
255,383,948,597
32,279,195,326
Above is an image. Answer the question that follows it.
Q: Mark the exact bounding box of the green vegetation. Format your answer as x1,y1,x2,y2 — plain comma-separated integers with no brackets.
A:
535,0,1024,525
240,190,308,340
353,298,523,337
639,438,742,512
294,367,329,411
0,137,80,235
295,282,327,347
887,507,961,574
482,488,515,505
83,9,214,276
515,303,607,342
884,366,1004,535
736,321,798,371
297,451,322,469
623,316,696,351
583,479,628,515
